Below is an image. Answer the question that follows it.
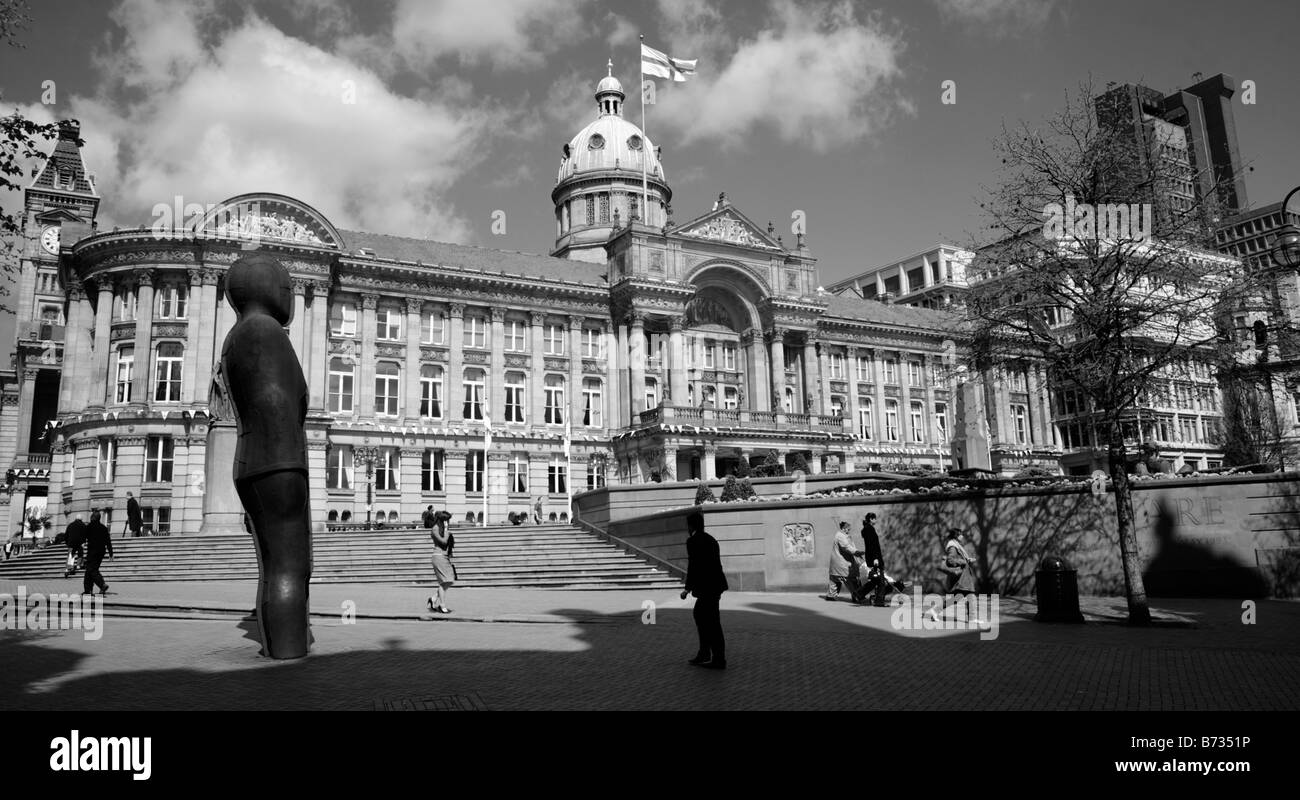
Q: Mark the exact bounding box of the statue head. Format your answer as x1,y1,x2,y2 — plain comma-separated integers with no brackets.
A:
226,253,293,325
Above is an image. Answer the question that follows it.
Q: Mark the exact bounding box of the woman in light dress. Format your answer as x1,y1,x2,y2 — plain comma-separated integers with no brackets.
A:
427,510,455,614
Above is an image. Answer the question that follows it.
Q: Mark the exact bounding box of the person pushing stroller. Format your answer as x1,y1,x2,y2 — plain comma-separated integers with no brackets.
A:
852,512,908,606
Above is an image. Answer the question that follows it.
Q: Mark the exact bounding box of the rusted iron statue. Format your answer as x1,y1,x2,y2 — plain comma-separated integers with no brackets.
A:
216,253,312,659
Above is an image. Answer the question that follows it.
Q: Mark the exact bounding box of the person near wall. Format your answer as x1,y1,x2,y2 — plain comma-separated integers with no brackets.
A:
681,510,728,669
825,521,859,602
852,512,909,606
126,492,143,537
931,528,984,625
427,510,456,614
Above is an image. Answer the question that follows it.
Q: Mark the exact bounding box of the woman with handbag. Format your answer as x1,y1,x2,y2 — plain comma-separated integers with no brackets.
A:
930,528,984,625
427,510,456,614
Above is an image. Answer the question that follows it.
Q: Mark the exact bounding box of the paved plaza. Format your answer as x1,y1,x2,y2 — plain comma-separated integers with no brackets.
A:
1,578,1297,711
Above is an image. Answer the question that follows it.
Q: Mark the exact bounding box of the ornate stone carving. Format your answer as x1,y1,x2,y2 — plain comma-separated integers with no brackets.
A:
568,314,583,330
581,360,604,374
188,269,204,288
529,311,545,326
504,355,530,368
782,522,815,561
491,307,506,322
361,294,379,310
67,283,87,302
201,268,222,286
449,303,466,319
110,323,136,342
421,346,449,361
290,278,311,295
678,212,778,250
543,357,568,371
211,211,325,245
376,344,403,359
134,270,154,289
153,323,188,338
116,435,147,447
464,351,488,365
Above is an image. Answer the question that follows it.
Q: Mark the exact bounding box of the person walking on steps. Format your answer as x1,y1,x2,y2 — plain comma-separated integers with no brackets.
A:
83,510,113,596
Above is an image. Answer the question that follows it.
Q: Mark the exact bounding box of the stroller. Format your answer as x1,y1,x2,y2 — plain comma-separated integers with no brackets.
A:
850,556,909,606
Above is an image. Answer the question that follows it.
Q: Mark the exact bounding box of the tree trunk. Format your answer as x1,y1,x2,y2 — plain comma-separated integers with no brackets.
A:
1107,429,1152,625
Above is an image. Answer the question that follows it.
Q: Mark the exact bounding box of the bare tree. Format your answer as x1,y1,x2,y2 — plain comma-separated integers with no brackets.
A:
964,83,1270,625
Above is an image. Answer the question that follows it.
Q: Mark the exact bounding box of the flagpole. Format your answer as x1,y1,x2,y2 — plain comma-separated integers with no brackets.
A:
639,34,649,225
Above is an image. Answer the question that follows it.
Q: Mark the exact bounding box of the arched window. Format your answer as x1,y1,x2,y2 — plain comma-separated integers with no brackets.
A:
327,510,339,522
328,357,355,413
420,365,442,418
341,510,352,522
154,342,183,402
374,362,400,416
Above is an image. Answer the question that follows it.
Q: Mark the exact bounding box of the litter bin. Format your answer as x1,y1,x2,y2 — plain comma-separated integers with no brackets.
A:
1035,555,1085,623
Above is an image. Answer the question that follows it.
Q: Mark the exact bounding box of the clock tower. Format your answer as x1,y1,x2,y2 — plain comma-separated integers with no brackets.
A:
1,119,100,533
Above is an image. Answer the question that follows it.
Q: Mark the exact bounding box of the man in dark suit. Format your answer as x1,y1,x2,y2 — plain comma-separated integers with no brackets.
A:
680,510,728,669
83,510,113,596
126,492,143,537
63,511,87,578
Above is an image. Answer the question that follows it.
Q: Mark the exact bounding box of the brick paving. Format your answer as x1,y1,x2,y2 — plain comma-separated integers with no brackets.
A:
0,578,1297,710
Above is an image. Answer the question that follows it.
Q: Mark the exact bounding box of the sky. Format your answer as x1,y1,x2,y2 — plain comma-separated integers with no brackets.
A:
1,0,1297,325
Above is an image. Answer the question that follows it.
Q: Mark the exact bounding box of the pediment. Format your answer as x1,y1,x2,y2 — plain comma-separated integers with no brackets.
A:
34,208,84,224
673,207,784,252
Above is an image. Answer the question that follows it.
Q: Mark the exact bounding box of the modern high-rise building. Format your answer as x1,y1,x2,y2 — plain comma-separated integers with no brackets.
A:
825,245,972,310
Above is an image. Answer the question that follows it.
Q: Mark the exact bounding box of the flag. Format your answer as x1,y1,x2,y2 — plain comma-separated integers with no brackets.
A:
641,43,696,82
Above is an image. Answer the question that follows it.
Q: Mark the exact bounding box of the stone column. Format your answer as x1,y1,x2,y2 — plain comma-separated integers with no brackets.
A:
181,269,203,403
198,419,244,534
1028,364,1048,446
702,445,717,480
61,283,91,411
616,318,630,426
629,311,646,419
309,281,330,411
490,307,506,424
603,320,618,431
818,340,833,417
289,277,309,371
529,311,546,427
742,329,768,412
768,328,786,412
195,270,220,407
922,354,938,447
405,298,424,420
214,275,236,373
360,293,378,420
802,337,818,414
845,346,860,438
568,315,583,424
663,445,679,482
445,449,467,517
899,351,914,445
872,349,888,442
669,316,686,405
130,271,154,406
15,368,38,455
93,276,120,407
448,303,466,424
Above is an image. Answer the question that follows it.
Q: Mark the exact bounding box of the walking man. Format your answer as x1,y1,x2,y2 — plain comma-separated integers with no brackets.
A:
64,510,87,578
83,510,113,596
126,492,143,537
680,510,728,669
825,520,858,601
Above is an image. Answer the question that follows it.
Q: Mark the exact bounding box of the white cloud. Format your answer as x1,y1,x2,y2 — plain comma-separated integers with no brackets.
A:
60,3,514,242
652,0,912,152
931,0,1058,35
391,0,592,71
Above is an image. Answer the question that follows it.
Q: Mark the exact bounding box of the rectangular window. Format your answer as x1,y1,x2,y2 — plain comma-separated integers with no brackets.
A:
376,307,402,341
328,358,355,413
421,449,443,492
463,371,485,420
935,402,948,442
582,328,604,358
145,435,174,483
141,507,171,536
582,379,603,427
96,439,116,483
504,320,526,352
466,450,485,493
855,356,873,382
505,373,526,423
375,448,398,491
586,461,606,491
327,445,353,490
545,377,565,425
1012,404,1029,445
857,399,873,440
703,344,716,369
829,353,845,380
154,343,183,402
157,284,187,319
421,309,445,344
908,360,922,387
543,324,565,355
885,400,900,441
374,363,400,417
117,289,137,321
419,366,442,418
464,315,487,348
548,457,567,494
645,379,659,410
909,401,925,443
883,358,898,385
330,303,357,337
508,455,528,494
723,344,737,371
115,347,133,403
723,386,739,410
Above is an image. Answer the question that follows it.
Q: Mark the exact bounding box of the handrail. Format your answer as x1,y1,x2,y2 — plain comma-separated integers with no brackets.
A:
571,516,686,580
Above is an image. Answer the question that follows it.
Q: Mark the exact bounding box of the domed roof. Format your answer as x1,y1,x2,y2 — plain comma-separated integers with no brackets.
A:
557,65,664,183
596,74,623,95
560,115,662,181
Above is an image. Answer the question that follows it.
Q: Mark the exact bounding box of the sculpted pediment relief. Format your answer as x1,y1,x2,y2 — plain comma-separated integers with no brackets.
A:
677,211,782,251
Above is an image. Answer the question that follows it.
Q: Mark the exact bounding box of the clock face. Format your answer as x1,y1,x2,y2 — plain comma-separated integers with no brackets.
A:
40,226,60,255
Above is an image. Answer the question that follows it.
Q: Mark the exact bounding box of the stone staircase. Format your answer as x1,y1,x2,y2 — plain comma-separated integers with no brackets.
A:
0,524,683,589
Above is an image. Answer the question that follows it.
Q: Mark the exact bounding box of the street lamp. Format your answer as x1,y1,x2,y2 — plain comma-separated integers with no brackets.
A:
354,446,379,529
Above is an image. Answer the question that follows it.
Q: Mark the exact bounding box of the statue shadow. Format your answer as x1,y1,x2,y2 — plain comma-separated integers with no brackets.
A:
1141,498,1269,598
